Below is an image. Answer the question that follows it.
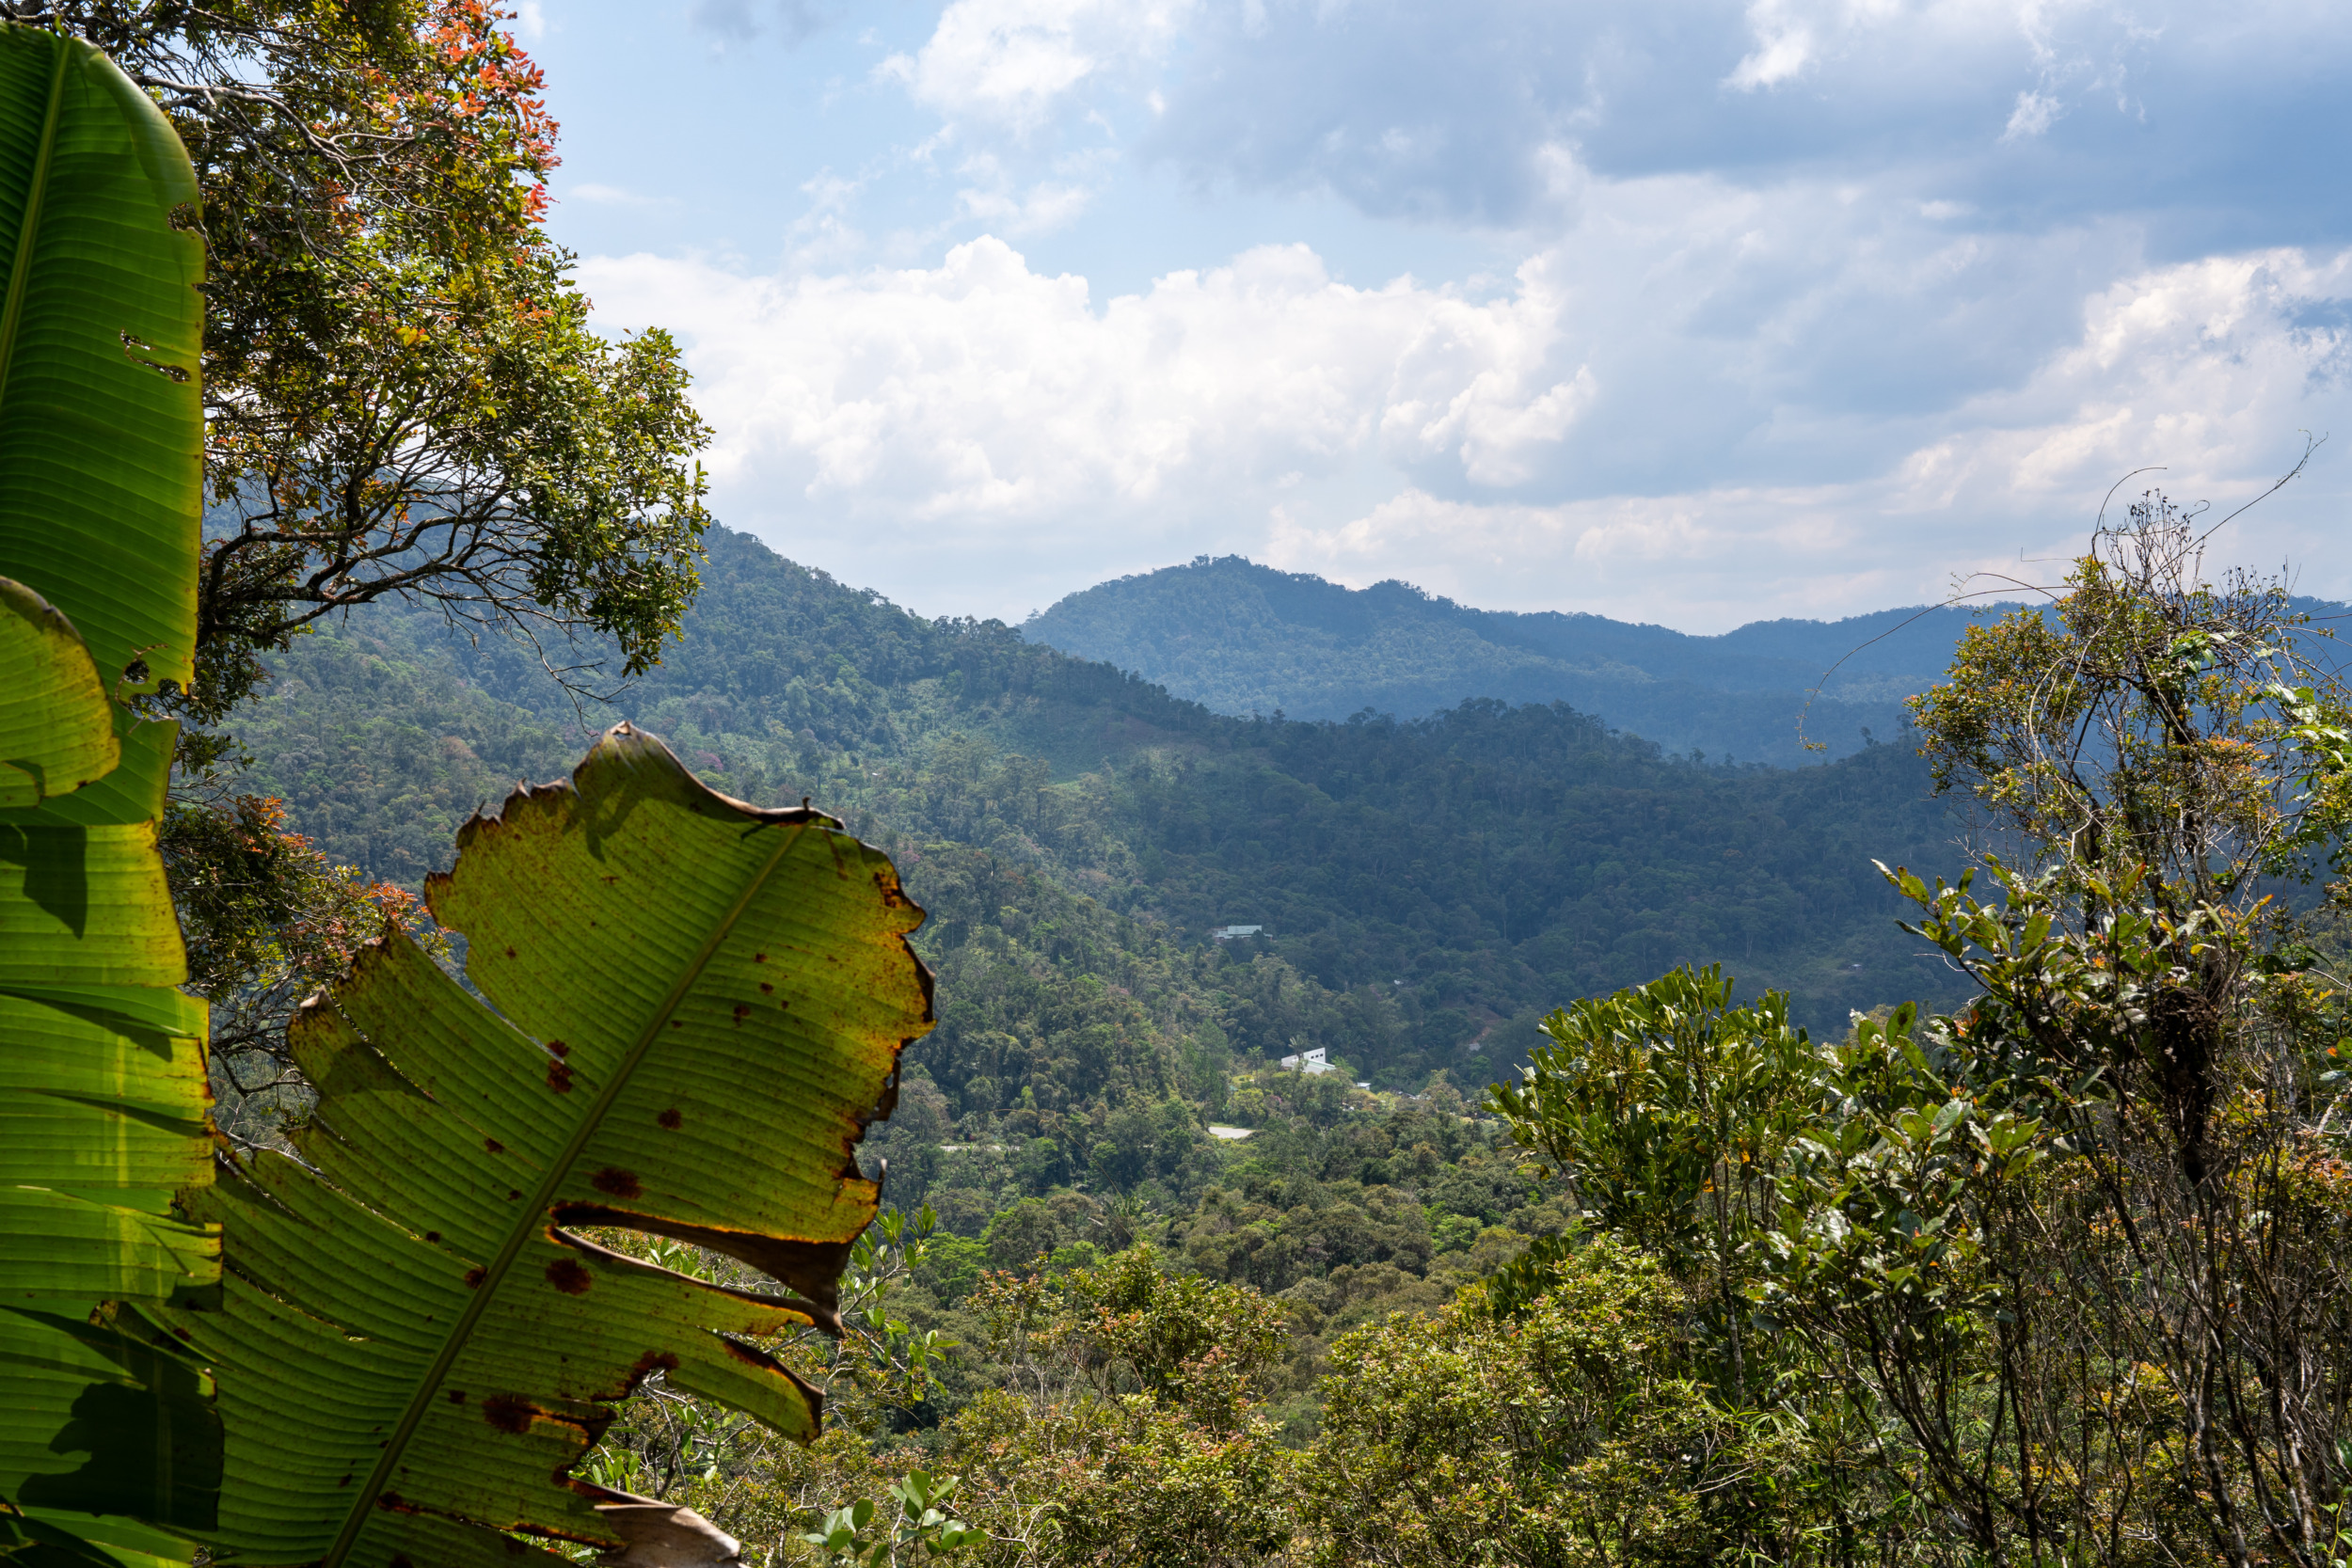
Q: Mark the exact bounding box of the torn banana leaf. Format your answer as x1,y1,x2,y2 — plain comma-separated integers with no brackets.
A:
163,724,933,1568
0,577,215,1552
0,576,117,808
0,685,217,1552
0,23,215,1563
0,25,204,696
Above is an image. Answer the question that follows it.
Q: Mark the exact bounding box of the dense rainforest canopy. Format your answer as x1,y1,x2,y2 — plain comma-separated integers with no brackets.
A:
219,525,1976,1110
185,499,2352,1568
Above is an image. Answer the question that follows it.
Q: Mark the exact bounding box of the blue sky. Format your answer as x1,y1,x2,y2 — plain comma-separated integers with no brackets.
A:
520,0,2352,630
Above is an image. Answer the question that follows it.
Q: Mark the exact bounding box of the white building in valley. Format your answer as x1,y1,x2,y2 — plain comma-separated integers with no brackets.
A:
1279,1046,1336,1076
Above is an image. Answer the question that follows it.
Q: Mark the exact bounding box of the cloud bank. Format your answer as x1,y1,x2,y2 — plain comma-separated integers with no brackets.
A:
603,0,2352,627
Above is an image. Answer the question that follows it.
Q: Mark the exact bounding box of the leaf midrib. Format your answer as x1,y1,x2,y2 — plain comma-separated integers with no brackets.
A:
0,33,67,422
319,817,809,1568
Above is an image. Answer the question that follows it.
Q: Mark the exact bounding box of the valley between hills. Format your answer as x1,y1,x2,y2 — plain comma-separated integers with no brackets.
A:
198,524,2352,1553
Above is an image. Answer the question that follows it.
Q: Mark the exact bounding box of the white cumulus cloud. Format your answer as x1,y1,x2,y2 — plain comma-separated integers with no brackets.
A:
590,238,1445,511
568,0,2352,629
581,218,2352,629
1272,247,2352,626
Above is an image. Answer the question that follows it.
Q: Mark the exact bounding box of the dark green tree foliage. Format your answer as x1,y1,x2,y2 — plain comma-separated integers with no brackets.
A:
948,1248,1302,1566
224,527,1975,1097
613,535,1975,1043
180,608,583,880
1489,966,1818,1403
1305,1238,1814,1566
1474,498,2352,1567
887,847,1207,1115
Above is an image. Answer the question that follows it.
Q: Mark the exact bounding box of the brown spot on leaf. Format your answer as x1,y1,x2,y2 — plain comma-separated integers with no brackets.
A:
657,1108,683,1130
546,1258,594,1295
464,1268,487,1289
546,1039,570,1058
172,1326,191,1342
504,947,516,959
547,1059,574,1094
481,1394,534,1434
507,1189,521,1200
669,1020,684,1030
591,1166,642,1198
733,1003,751,1026
448,1389,467,1404
759,981,773,994
424,1230,441,1243
485,1138,504,1154
629,1349,682,1381
754,952,767,962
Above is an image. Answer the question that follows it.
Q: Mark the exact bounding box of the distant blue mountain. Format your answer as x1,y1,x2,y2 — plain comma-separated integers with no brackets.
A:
1025,557,2006,766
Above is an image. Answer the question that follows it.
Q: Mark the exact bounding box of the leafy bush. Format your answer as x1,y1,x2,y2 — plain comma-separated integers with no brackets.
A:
1307,1240,1777,1566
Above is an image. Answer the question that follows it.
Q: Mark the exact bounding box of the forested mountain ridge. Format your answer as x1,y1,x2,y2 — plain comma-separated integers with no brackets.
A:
1025,555,2002,764
226,527,1973,1110
1025,556,2352,770
209,524,2071,1536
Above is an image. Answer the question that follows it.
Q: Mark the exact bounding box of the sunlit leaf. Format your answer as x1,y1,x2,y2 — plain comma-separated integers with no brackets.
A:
163,724,932,1568
0,22,215,1561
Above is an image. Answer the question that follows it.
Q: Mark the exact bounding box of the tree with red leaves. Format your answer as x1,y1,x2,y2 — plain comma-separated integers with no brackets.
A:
160,792,449,1143
16,0,713,727
5,1,712,1124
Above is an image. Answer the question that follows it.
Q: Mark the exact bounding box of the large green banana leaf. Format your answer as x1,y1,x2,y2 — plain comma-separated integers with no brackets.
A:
0,22,215,1566
0,589,217,1560
0,24,202,696
161,724,933,1568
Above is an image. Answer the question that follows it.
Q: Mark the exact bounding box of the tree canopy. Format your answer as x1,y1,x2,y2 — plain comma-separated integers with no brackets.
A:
45,0,712,724
77,0,717,1086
